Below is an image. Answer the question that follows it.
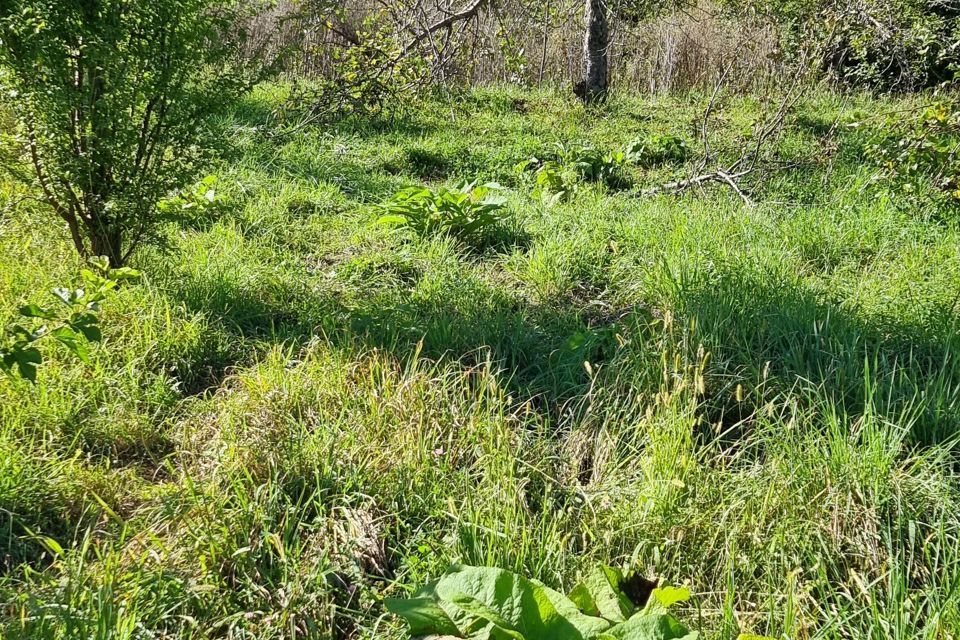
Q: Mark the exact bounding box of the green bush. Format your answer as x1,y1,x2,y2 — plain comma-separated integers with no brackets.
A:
519,143,631,205
727,0,960,90
866,99,960,210
625,134,690,166
0,0,252,265
1,257,139,382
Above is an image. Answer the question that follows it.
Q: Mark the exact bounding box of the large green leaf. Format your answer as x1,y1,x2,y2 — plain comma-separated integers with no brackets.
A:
4,346,42,382
51,326,90,363
391,565,610,640
568,566,635,622
384,597,461,637
19,304,57,320
647,587,691,613
603,613,698,640
387,565,696,640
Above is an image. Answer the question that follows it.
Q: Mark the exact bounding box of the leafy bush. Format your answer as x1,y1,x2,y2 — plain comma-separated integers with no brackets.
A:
565,145,629,187
866,100,960,209
157,175,227,227
377,181,511,246
385,564,698,640
1,257,140,382
726,0,960,90
529,160,581,205
277,7,429,122
0,0,253,265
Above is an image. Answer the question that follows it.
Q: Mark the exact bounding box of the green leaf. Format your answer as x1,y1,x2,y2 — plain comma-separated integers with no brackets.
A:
568,567,634,622
384,596,461,637
74,323,102,343
603,613,697,640
88,256,111,273
51,326,91,363
376,214,411,226
402,565,610,640
12,346,42,382
649,587,690,611
108,267,141,282
449,592,525,638
569,582,601,617
19,304,57,320
38,536,64,556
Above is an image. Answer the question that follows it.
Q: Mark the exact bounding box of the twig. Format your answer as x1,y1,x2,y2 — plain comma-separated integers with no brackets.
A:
697,65,729,174
643,69,804,204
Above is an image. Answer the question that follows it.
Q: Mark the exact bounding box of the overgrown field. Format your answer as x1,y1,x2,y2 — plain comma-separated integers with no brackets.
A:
2,86,959,639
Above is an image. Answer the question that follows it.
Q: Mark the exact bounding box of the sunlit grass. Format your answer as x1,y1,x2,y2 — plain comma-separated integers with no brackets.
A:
1,86,959,639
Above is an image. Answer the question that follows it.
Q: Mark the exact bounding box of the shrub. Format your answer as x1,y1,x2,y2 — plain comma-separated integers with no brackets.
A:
625,134,690,166
0,0,253,266
377,181,511,246
518,143,630,205
157,174,227,228
726,0,960,91
866,99,960,210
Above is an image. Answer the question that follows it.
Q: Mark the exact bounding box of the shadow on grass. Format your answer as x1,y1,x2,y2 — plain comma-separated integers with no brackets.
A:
157,233,960,453
160,257,619,422
675,268,960,450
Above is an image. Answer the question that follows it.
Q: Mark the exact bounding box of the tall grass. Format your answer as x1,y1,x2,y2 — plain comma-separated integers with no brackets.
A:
1,86,959,638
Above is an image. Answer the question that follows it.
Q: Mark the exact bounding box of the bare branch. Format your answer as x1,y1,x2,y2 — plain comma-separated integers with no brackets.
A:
400,0,487,57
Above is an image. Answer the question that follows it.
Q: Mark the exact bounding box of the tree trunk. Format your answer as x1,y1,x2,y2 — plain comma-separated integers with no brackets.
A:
90,225,124,267
577,0,609,103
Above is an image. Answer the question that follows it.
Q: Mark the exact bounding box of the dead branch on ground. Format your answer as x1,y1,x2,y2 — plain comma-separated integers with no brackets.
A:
643,69,805,204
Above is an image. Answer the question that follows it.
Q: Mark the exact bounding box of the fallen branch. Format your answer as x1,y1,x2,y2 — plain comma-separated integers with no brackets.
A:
642,168,752,205
642,69,805,205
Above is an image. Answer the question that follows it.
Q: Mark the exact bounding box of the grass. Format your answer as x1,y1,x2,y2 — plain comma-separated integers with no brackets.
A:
1,84,960,639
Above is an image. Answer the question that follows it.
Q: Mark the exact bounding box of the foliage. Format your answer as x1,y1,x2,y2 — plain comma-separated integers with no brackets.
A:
527,160,581,205
866,99,960,210
386,564,698,640
275,2,436,123
317,20,427,119
625,134,690,166
157,174,226,226
3,87,960,640
519,143,630,204
725,0,960,90
377,181,511,245
0,257,139,382
0,0,252,265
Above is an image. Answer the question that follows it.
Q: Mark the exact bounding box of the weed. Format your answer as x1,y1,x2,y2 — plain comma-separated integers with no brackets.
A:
377,181,512,247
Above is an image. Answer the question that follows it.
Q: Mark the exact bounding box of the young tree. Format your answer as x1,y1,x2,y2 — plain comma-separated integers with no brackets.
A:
0,0,251,266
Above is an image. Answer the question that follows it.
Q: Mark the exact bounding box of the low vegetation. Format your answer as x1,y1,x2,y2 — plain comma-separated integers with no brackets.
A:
2,83,959,638
386,564,700,639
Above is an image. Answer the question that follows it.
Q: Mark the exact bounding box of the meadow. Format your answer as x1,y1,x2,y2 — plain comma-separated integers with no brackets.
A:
2,85,959,639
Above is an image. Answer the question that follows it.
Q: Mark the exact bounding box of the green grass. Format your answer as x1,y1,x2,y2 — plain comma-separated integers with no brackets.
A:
2,84,959,639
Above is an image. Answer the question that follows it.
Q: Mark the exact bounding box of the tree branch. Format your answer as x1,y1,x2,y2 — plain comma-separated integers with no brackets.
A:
400,0,487,57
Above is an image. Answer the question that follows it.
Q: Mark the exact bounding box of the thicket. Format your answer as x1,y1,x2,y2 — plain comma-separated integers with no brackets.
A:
251,0,959,118
728,0,960,90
